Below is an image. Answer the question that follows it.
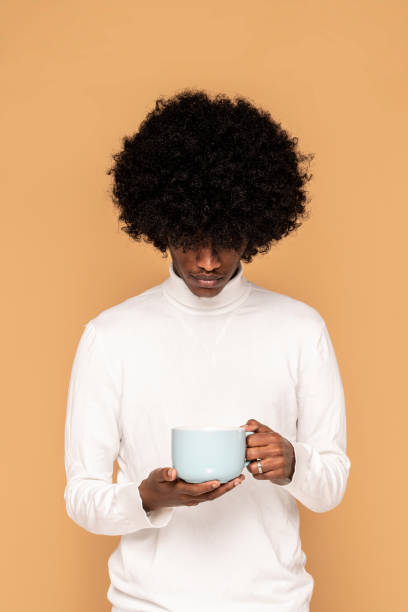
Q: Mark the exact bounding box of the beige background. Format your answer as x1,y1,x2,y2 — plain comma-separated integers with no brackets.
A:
1,1,406,610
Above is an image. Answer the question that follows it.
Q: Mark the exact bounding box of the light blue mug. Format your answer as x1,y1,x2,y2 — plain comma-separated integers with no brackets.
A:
171,426,255,484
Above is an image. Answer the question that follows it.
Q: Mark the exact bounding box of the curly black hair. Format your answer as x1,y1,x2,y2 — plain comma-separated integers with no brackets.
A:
106,88,314,264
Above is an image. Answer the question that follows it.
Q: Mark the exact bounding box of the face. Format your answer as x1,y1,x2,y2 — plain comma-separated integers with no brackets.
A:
168,240,248,297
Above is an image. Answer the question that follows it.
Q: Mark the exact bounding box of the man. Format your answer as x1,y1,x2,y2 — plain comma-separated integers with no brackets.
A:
64,89,350,612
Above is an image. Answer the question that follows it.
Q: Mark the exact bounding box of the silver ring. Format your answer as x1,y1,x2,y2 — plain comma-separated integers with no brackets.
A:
256,458,263,474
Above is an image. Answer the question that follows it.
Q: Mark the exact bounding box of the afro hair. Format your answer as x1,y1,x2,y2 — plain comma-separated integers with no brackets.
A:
106,88,314,264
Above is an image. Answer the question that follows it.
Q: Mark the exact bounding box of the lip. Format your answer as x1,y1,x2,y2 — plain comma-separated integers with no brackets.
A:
191,275,225,288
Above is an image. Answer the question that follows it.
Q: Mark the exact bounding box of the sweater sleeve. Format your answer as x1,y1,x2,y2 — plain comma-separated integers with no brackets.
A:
63,320,175,535
280,321,351,512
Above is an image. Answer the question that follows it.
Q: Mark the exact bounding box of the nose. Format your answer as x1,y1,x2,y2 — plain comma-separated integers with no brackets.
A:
195,247,222,271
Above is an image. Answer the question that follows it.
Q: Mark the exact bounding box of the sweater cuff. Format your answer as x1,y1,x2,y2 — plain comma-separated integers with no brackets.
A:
279,441,313,495
116,481,175,529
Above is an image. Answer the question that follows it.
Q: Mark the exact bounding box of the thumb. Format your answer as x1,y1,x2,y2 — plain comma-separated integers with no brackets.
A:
161,467,176,481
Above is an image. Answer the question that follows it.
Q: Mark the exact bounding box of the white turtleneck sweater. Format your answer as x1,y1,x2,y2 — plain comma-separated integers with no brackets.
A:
64,261,350,612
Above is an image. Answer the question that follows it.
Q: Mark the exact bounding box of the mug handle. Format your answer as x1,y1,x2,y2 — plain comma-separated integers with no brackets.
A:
244,431,255,467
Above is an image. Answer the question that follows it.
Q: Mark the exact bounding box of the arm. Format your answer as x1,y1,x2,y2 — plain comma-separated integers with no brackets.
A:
281,321,351,512
63,320,175,535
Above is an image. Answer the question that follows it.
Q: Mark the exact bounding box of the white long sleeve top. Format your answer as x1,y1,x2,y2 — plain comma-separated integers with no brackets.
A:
64,260,351,612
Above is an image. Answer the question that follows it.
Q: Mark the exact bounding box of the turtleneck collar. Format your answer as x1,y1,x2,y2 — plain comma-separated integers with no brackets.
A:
162,260,252,315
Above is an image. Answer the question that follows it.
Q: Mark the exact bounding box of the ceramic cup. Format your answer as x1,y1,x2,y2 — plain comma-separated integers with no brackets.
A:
171,426,255,484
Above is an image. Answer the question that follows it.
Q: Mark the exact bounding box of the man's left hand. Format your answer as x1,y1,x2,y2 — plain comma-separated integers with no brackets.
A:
240,418,296,485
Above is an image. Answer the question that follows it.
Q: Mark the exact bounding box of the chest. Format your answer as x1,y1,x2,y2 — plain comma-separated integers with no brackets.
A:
118,312,299,473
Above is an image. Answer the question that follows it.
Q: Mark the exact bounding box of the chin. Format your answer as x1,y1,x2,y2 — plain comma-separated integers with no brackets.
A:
191,285,223,297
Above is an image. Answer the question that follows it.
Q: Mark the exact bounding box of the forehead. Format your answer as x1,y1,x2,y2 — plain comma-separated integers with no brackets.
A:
170,237,247,252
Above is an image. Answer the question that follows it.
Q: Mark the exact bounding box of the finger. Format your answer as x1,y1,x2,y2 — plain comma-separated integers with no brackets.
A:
158,467,177,482
246,419,261,428
209,474,246,497
195,474,246,502
243,420,273,434
246,432,279,446
246,445,282,461
253,468,286,481
178,478,222,497
246,456,285,475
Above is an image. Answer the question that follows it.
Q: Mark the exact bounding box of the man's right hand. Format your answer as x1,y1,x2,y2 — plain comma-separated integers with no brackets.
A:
138,467,245,512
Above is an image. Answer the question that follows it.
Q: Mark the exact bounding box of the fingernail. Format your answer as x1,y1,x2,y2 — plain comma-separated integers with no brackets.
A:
212,482,219,488
234,480,241,486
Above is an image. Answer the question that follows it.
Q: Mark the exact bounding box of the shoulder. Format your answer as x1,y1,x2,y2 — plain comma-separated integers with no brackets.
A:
247,280,326,340
84,282,164,341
